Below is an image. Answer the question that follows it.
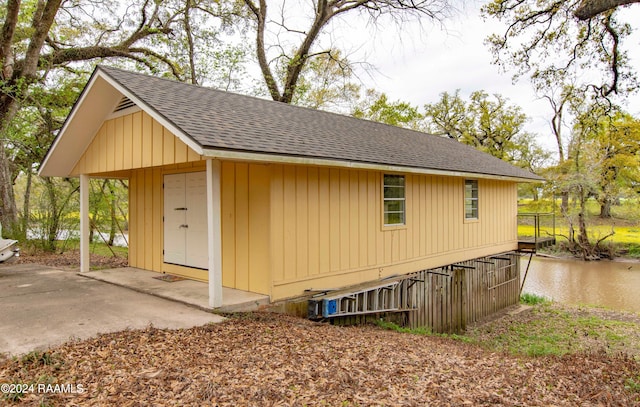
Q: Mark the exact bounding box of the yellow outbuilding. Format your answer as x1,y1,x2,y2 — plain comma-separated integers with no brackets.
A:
40,66,542,327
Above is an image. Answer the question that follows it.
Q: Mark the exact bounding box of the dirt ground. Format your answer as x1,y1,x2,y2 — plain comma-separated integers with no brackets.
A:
1,311,639,406
14,248,128,269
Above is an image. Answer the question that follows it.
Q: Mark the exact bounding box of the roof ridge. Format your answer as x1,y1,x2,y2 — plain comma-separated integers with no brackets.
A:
96,64,449,141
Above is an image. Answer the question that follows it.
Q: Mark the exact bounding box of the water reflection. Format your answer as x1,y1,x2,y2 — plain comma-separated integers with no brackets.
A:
521,256,640,313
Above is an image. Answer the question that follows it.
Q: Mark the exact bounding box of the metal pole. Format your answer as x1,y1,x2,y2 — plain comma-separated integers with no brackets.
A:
520,251,534,295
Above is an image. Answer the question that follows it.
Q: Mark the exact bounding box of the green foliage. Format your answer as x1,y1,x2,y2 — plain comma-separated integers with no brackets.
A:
588,113,640,218
88,179,129,247
25,177,79,251
627,244,640,258
352,90,423,130
520,293,549,305
423,89,548,165
291,51,361,111
540,106,640,258
3,383,26,402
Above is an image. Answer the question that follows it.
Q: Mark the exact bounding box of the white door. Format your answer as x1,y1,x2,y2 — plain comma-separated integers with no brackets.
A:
163,172,208,269
185,172,208,269
163,174,187,265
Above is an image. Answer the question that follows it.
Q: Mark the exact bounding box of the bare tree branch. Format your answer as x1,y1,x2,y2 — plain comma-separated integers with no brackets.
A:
245,0,452,103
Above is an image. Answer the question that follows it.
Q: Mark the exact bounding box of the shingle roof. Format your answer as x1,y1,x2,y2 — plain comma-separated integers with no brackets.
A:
99,65,543,181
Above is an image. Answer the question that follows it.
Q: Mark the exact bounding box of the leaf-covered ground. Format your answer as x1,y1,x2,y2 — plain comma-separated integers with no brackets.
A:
14,248,127,270
2,312,639,406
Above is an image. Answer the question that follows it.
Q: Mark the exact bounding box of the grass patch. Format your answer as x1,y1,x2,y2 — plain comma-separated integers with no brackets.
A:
20,351,58,367
520,293,549,305
466,303,640,357
374,320,473,343
518,224,640,245
625,376,640,393
375,320,431,335
60,239,128,258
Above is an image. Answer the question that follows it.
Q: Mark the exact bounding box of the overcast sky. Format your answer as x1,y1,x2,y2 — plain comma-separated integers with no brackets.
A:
329,2,640,155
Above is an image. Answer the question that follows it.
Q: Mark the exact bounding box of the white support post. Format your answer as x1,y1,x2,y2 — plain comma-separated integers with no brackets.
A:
79,174,90,272
206,159,223,308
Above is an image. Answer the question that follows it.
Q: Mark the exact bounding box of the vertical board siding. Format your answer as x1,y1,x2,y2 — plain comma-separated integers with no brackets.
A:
248,165,271,293
220,162,271,295
79,110,519,303
271,164,518,300
129,163,204,273
70,111,202,176
318,168,331,274
221,161,237,288
76,113,274,294
234,163,250,291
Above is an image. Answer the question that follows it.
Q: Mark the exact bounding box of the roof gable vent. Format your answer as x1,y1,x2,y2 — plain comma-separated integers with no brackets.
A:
113,96,136,113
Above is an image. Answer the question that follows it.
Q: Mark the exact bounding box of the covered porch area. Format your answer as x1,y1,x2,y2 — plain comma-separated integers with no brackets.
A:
81,267,270,312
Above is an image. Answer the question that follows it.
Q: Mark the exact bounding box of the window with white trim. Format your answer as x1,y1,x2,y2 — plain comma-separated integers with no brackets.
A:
383,174,405,226
465,180,479,220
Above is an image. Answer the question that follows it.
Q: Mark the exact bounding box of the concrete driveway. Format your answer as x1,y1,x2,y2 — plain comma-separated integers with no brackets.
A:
0,264,224,356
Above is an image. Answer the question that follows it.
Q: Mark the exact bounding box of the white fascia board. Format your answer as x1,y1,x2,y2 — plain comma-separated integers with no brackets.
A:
96,69,204,156
201,148,543,183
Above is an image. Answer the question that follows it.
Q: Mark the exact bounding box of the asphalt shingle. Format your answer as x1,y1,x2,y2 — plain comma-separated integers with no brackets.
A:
99,65,543,181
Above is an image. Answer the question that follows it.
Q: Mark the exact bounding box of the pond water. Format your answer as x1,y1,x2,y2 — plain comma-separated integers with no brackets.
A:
521,256,640,313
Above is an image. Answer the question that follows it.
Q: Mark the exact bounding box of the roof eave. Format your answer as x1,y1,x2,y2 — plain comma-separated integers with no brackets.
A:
201,147,544,183
39,69,115,177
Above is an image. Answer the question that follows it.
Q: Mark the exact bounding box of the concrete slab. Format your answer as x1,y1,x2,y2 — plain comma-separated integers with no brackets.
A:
0,264,225,356
82,267,270,312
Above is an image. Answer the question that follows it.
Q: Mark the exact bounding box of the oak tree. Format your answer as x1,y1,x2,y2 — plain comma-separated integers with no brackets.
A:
424,90,529,160
0,0,181,233
240,0,455,104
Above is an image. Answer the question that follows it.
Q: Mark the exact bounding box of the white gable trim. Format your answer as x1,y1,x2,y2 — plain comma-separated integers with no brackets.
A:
39,72,118,177
39,68,204,177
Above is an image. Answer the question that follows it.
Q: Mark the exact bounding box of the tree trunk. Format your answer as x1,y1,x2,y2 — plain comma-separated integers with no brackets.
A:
599,199,612,218
0,143,18,236
107,181,117,246
19,170,33,241
44,178,59,252
560,191,569,214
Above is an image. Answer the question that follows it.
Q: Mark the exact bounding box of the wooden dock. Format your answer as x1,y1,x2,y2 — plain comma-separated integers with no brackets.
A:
517,212,557,253
518,236,557,252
